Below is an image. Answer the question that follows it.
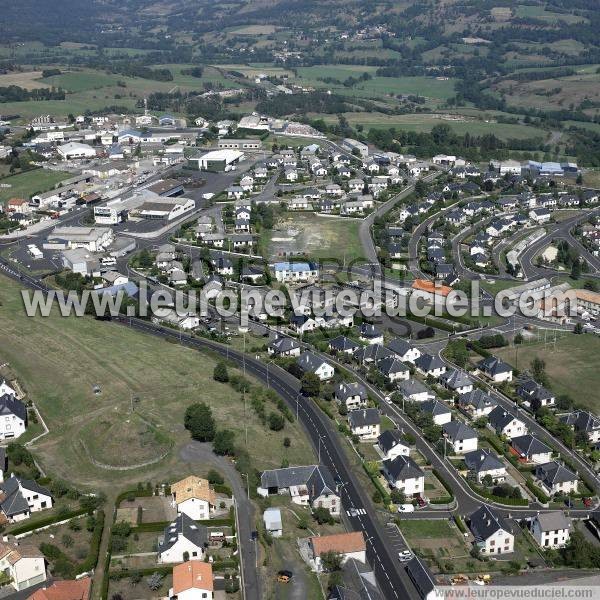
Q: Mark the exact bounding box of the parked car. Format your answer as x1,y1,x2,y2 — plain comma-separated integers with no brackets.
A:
398,504,415,513
583,497,592,508
398,550,413,562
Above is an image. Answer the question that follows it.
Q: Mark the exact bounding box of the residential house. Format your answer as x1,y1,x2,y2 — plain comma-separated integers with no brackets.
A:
358,323,383,345
335,382,368,412
457,390,496,418
468,506,514,556
559,411,600,444
158,513,208,563
415,354,447,379
0,543,46,592
517,380,556,409
531,512,571,549
28,578,91,599
354,344,393,365
170,476,216,521
443,421,478,454
387,338,421,364
439,369,473,395
308,532,366,572
0,476,53,522
420,399,452,425
488,407,527,440
296,352,334,381
397,379,431,403
168,561,213,600
534,461,578,496
328,335,359,356
377,357,410,382
268,337,301,358
377,430,410,461
348,409,381,440
510,435,553,465
477,356,513,383
529,208,551,224
464,449,506,483
257,465,340,516
0,394,27,440
273,262,319,283
405,558,440,600
382,455,425,497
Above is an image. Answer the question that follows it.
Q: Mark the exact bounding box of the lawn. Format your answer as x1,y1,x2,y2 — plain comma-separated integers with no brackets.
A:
0,274,314,494
265,212,364,263
40,69,121,92
494,333,600,412
399,519,456,540
0,169,71,206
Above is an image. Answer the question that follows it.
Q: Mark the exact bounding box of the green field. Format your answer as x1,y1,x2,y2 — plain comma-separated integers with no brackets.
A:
0,274,314,493
515,5,586,24
494,333,600,412
0,169,71,206
40,70,122,92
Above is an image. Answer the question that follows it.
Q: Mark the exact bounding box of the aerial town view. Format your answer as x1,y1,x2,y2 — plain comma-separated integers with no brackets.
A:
1,1,600,599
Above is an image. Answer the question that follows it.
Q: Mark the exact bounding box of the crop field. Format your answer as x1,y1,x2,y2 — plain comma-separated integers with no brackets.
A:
0,274,314,493
514,5,587,24
0,169,71,206
40,69,122,92
0,70,51,90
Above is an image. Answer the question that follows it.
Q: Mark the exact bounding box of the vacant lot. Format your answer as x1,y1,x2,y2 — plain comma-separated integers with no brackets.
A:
266,212,363,263
0,70,51,90
0,274,314,494
494,333,600,412
0,169,71,205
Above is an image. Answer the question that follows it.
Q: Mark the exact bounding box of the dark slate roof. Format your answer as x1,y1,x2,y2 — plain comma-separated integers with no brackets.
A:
421,398,451,417
478,356,512,376
511,434,551,458
469,505,512,543
415,353,445,372
378,430,409,454
488,406,522,431
464,449,504,474
297,351,328,373
535,461,577,486
358,323,382,339
560,411,600,434
0,394,27,421
377,357,409,377
458,389,496,412
405,557,436,599
328,335,359,352
517,379,554,402
349,408,380,428
260,465,337,499
335,382,367,402
158,513,208,554
0,476,51,517
383,455,423,481
397,379,430,398
354,344,393,363
386,338,419,358
269,337,301,354
443,421,477,442
439,369,473,390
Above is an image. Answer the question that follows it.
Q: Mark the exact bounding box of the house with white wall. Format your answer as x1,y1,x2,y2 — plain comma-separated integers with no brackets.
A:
158,513,208,563
531,512,572,549
469,505,514,556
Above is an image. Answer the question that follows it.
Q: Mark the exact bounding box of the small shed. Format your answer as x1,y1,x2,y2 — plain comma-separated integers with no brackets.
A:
263,507,283,538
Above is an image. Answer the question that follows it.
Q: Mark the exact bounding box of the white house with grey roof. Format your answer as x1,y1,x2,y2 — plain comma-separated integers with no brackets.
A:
354,344,393,365
383,455,424,497
488,406,527,440
328,335,359,356
348,408,381,440
510,435,552,465
387,339,421,364
158,513,208,563
469,505,514,555
439,369,473,395
0,393,27,440
257,465,340,516
531,512,571,549
377,430,410,461
559,411,600,444
458,390,496,418
420,399,452,425
268,337,301,357
358,323,383,345
534,461,578,496
296,351,334,381
335,382,368,411
377,357,410,382
464,449,506,483
443,421,478,454
0,381,16,398
0,476,53,522
398,379,431,403
477,356,513,383
415,354,447,379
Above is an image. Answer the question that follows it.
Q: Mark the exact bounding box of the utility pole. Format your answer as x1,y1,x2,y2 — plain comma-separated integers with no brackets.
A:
243,332,247,446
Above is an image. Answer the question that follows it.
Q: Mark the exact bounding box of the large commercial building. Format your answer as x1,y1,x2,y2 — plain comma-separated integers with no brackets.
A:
217,138,262,150
44,226,113,252
189,149,244,172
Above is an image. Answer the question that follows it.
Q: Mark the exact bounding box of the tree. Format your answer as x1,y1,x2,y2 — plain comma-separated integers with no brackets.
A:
571,259,581,280
531,357,547,385
482,474,493,487
213,429,236,455
283,437,291,447
147,573,164,591
184,402,216,442
207,469,224,485
390,489,406,504
320,550,343,572
301,372,321,397
514,332,524,345
574,322,584,335
268,412,285,431
313,506,334,525
213,361,229,383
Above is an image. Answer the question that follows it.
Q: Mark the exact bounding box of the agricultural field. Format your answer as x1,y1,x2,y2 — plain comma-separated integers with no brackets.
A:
0,169,71,206
0,274,314,494
265,212,363,263
494,333,600,413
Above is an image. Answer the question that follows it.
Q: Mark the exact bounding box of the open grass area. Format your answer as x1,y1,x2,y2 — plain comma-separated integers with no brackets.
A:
399,519,456,540
0,169,71,206
0,274,314,493
494,333,600,412
265,212,364,263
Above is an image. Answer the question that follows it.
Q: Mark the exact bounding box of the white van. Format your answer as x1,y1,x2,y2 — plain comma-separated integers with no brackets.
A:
397,504,415,513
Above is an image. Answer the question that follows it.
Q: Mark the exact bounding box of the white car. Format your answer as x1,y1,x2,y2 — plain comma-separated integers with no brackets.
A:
398,550,413,562
397,504,415,513
347,508,358,517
